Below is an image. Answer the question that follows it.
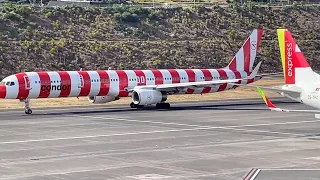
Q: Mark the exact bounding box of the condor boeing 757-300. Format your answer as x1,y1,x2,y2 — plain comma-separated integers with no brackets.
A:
0,29,264,114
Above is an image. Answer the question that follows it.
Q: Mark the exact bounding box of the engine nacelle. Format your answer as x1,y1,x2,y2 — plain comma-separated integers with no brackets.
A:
132,89,167,105
88,95,119,104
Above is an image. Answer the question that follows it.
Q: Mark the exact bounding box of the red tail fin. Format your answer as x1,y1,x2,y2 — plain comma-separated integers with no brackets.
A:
277,29,317,85
226,29,264,73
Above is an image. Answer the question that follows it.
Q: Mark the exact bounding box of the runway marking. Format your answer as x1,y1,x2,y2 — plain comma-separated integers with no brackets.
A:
0,127,247,144
227,119,320,128
262,169,320,171
126,173,218,179
0,137,287,166
0,98,291,115
0,127,278,145
0,163,217,180
212,112,309,120
0,115,314,145
162,112,309,121
0,164,138,180
71,114,320,130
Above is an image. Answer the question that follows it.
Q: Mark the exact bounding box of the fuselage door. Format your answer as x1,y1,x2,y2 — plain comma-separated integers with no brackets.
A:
78,74,84,88
24,75,31,90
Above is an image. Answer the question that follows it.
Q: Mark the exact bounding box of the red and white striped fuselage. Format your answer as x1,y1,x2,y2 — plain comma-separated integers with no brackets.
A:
0,28,264,114
0,68,261,100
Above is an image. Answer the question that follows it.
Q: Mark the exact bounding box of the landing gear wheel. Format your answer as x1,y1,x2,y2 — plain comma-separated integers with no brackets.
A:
156,103,171,109
130,102,144,109
137,105,144,109
25,109,32,114
165,103,170,109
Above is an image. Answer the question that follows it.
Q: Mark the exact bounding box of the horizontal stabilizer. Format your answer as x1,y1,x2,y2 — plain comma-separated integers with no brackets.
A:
248,61,262,79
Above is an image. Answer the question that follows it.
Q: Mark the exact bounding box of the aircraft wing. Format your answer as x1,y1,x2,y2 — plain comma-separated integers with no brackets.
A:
134,61,263,92
135,78,245,91
257,87,320,119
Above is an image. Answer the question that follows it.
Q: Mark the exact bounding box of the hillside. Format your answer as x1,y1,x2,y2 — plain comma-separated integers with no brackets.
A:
0,2,320,79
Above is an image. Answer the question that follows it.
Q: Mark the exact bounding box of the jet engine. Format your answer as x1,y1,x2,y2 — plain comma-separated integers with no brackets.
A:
132,89,167,105
88,95,119,104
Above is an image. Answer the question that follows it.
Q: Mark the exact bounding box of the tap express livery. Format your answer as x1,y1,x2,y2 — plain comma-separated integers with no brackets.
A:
233,29,320,119
0,29,264,114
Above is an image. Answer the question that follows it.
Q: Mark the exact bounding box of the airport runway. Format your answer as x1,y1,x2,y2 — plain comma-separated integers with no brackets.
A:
0,98,320,180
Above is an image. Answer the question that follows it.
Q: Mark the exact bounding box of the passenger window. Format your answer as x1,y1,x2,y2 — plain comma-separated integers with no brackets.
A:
10,82,15,86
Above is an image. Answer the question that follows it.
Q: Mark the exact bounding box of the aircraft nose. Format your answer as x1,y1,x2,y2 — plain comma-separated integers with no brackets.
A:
0,85,6,98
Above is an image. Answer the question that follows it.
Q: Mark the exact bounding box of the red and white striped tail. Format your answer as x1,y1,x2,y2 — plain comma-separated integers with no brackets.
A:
225,29,264,73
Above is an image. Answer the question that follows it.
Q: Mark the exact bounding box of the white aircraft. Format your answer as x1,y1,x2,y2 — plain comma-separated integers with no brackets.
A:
0,29,265,114
230,29,320,118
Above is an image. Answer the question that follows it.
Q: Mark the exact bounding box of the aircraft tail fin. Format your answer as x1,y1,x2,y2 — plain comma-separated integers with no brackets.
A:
277,29,318,85
225,29,264,73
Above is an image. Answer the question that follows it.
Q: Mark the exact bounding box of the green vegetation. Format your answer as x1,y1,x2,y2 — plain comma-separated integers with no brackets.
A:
0,2,320,79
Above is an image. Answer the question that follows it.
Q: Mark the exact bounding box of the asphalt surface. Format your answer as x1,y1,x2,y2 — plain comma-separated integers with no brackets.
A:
253,169,320,180
0,98,320,180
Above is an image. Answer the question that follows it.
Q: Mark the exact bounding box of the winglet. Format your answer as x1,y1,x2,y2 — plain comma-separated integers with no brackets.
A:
257,87,281,111
249,61,262,79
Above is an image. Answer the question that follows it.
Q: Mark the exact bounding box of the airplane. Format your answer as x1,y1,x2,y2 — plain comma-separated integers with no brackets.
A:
228,28,320,118
256,87,320,119
0,29,264,114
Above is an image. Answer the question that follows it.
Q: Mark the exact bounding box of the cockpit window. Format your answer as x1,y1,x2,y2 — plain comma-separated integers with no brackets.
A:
1,81,15,86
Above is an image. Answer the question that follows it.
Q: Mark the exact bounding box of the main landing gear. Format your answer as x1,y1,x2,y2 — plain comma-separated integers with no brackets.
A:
156,102,170,109
21,99,32,114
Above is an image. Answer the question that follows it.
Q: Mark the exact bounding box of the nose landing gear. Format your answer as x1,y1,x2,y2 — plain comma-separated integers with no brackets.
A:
20,99,32,114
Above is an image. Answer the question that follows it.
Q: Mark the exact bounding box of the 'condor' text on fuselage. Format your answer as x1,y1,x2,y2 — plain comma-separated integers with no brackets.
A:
41,85,71,91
